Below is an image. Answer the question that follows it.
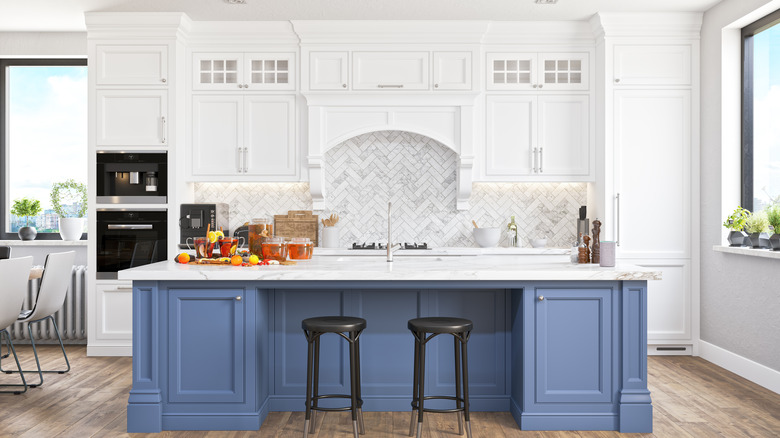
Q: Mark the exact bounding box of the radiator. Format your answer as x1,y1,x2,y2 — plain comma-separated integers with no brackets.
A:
7,265,87,344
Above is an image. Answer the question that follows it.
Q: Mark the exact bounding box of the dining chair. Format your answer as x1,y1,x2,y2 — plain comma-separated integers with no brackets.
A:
0,256,34,395
1,251,75,388
0,245,10,259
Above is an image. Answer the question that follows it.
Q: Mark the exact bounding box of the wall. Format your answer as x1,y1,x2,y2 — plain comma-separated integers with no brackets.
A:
0,32,86,57
195,131,587,248
700,0,780,374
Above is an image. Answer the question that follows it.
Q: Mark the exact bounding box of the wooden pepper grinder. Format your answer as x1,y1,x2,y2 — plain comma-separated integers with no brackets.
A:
583,235,591,263
578,233,589,264
591,219,601,264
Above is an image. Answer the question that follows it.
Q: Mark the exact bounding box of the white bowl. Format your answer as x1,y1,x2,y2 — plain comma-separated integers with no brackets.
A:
531,238,547,248
473,227,500,247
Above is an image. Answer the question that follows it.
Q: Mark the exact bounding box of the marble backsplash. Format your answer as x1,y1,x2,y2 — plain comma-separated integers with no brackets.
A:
194,131,587,248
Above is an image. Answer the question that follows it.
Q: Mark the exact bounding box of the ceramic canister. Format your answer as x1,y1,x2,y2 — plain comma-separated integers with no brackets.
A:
599,241,616,267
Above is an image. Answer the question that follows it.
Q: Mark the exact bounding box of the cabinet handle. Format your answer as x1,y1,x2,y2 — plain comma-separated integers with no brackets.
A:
616,193,621,247
434,84,439,88
161,78,166,83
539,147,543,173
161,116,166,144
243,148,248,173
538,295,544,301
532,84,538,88
244,84,249,88
538,84,543,89
238,84,243,88
237,147,243,173
615,78,621,83
532,148,538,173
235,296,242,301
377,84,404,88
342,84,347,88
115,287,133,292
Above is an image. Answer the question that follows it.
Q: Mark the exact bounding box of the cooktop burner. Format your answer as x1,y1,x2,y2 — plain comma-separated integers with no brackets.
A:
350,242,429,250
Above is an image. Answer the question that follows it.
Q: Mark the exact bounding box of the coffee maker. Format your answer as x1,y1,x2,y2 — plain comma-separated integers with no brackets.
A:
179,204,230,249
96,152,167,204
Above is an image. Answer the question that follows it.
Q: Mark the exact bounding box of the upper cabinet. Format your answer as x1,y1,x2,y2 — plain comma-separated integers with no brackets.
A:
309,51,349,90
433,52,472,90
193,52,296,91
352,52,429,90
487,52,589,91
96,45,169,86
96,90,168,147
613,45,691,86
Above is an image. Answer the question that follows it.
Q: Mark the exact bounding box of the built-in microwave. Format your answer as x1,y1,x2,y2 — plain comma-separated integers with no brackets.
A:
96,209,167,279
96,152,167,204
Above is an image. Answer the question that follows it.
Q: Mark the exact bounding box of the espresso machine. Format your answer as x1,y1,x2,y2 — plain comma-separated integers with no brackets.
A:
179,203,230,249
96,152,167,204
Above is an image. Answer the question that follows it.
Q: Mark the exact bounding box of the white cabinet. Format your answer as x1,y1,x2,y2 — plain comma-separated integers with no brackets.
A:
613,45,691,86
485,95,589,180
487,52,588,91
309,51,349,90
352,52,429,90
95,45,168,86
193,52,296,91
633,261,693,348
191,94,296,180
96,89,167,146
88,281,133,356
433,51,472,90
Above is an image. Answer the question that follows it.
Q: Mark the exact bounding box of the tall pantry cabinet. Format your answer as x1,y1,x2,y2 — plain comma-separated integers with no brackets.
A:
591,13,701,355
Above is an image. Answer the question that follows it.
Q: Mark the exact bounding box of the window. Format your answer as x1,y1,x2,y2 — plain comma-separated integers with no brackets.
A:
0,59,87,239
742,10,780,212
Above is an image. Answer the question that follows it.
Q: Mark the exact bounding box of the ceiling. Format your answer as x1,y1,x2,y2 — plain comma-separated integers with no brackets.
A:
0,0,723,32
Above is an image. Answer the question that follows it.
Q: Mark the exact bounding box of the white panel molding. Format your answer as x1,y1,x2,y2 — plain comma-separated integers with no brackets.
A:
699,341,780,395
291,20,491,45
590,12,703,40
84,12,192,40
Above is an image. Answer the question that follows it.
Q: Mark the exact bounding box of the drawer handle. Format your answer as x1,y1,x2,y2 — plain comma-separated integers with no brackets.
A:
538,295,544,301
377,84,404,88
236,296,242,301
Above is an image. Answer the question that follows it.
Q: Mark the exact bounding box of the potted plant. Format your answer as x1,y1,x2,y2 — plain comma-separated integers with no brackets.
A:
766,204,780,251
722,206,750,247
744,210,770,248
51,179,87,241
10,197,42,241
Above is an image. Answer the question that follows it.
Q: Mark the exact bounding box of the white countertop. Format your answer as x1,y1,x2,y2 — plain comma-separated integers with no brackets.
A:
314,247,570,256
0,239,87,246
119,254,661,282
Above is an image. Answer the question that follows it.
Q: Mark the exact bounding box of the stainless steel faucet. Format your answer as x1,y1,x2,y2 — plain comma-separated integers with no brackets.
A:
387,201,401,262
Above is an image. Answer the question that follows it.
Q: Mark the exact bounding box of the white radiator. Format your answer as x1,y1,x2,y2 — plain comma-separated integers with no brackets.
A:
8,265,87,344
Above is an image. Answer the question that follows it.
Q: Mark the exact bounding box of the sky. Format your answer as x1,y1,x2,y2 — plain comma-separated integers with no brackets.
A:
7,65,88,214
752,23,780,210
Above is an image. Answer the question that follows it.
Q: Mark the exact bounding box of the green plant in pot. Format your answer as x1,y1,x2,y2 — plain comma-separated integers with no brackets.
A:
766,204,780,251
51,179,87,241
723,206,750,247
10,197,42,241
744,210,770,248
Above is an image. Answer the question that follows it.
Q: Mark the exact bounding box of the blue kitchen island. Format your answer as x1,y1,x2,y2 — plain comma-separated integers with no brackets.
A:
119,256,660,433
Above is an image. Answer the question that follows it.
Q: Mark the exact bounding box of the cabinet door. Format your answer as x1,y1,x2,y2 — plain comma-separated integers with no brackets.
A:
191,95,243,176
94,281,133,342
193,53,243,91
244,53,296,91
538,52,588,91
531,287,613,405
352,52,429,90
310,51,349,90
613,45,691,86
537,95,589,176
486,53,536,91
631,260,692,346
96,90,167,146
433,52,472,90
96,45,168,86
167,288,246,403
485,95,535,177
614,90,691,258
244,95,297,178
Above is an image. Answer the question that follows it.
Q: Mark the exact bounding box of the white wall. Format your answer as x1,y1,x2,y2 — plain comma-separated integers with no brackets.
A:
700,0,780,373
0,32,86,57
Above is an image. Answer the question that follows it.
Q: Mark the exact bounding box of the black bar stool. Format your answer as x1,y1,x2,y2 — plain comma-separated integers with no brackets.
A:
408,317,473,438
302,316,367,438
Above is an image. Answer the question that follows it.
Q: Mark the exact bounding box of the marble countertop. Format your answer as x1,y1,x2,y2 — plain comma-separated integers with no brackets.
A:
118,255,661,282
314,247,570,256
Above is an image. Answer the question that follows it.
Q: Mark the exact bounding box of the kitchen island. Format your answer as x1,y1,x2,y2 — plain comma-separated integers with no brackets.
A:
119,256,660,433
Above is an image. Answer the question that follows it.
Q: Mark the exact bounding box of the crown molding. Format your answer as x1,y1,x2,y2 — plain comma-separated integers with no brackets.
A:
590,12,703,40
84,12,192,40
291,20,491,45
187,21,299,47
483,21,595,46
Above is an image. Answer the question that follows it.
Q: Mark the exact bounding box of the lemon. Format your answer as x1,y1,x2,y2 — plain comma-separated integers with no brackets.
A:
248,254,259,265
215,230,225,239
207,231,218,243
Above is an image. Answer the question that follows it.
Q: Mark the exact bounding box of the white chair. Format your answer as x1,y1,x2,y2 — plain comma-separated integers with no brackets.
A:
0,256,34,395
1,251,75,388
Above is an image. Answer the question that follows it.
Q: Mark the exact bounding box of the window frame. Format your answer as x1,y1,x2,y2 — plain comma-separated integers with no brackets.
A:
0,58,88,240
741,8,780,211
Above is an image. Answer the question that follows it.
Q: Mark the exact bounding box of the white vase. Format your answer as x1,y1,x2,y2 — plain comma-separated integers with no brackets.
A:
59,217,84,241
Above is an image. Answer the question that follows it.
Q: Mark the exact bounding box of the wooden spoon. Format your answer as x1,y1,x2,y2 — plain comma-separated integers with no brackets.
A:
472,220,478,228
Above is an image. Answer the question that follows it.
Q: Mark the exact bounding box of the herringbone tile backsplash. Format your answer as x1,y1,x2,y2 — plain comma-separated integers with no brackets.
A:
195,131,587,248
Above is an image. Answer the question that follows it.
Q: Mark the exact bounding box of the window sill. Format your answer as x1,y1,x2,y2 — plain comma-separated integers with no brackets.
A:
0,239,87,247
713,245,780,259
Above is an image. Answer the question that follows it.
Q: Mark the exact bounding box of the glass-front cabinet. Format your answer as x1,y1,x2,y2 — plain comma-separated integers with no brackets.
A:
193,52,296,91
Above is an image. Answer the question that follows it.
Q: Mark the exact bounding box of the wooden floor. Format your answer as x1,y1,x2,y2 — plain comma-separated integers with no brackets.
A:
1,346,779,437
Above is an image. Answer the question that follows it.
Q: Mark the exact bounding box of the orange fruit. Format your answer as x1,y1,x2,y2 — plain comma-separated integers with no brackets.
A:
177,253,190,264
248,254,259,265
230,255,243,266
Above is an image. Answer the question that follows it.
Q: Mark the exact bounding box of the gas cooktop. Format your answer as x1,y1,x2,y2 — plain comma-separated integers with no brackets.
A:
350,242,430,250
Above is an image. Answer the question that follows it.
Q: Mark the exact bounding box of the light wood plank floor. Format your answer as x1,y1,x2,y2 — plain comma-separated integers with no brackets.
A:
1,346,778,437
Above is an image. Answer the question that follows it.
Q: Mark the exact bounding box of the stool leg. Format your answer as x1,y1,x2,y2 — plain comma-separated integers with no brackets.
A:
349,331,359,438
310,335,321,434
416,335,426,438
355,335,365,435
454,334,464,436
304,333,315,438
409,332,420,437
461,333,472,438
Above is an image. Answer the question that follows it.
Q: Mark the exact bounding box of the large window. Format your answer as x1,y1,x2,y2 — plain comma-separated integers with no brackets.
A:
743,10,780,212
0,59,87,239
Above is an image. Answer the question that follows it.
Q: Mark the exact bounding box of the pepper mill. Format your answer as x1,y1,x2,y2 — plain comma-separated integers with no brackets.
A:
591,219,601,264
578,233,589,264
583,235,591,263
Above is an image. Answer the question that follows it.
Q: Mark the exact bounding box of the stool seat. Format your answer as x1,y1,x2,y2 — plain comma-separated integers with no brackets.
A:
303,316,367,333
408,317,473,334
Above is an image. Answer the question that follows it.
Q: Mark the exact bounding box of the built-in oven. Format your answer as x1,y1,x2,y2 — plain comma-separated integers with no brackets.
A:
96,209,167,279
96,152,167,204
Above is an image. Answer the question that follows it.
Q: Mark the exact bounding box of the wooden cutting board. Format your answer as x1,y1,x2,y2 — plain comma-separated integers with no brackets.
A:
274,210,319,246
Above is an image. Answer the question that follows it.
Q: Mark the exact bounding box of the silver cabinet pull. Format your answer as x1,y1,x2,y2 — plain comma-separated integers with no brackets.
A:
616,193,621,247
377,84,404,88
538,295,544,301
238,84,243,88
615,78,621,83
342,84,347,88
235,296,242,301
538,84,544,89
161,78,167,83
532,84,538,88
243,148,248,173
107,224,154,230
532,148,538,173
434,84,439,88
161,116,166,144
539,147,544,173
115,287,134,291
237,147,243,173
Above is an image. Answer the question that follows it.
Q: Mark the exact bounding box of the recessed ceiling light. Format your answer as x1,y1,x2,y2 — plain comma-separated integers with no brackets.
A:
535,0,558,4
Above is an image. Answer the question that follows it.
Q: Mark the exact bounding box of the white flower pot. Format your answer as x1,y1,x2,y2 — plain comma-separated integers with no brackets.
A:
59,217,84,241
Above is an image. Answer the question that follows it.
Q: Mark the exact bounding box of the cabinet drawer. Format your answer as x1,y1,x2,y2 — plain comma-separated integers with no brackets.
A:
94,282,133,341
352,52,429,90
613,45,691,86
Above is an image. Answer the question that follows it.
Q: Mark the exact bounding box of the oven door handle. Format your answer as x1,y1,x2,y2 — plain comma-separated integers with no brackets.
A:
106,224,155,230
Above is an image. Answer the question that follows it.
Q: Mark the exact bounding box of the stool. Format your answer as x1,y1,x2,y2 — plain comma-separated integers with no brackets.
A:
302,316,367,438
408,317,473,438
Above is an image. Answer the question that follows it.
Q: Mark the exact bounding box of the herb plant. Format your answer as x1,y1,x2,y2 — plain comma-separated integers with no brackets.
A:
723,206,751,231
766,204,780,235
744,211,770,234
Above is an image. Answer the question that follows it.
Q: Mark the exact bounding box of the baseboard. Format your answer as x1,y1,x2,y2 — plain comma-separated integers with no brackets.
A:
87,345,132,357
699,340,780,395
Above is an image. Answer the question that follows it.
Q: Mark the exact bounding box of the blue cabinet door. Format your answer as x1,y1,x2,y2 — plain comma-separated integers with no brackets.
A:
167,288,248,404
